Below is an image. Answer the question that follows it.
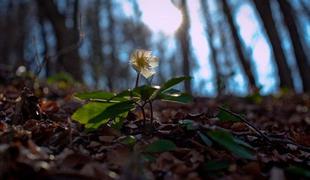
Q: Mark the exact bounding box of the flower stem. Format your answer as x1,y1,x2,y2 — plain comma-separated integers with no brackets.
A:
140,105,146,128
149,100,154,128
135,72,140,88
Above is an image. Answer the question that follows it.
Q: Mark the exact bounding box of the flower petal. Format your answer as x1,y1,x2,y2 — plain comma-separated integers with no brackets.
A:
148,56,159,68
140,68,155,79
130,49,159,78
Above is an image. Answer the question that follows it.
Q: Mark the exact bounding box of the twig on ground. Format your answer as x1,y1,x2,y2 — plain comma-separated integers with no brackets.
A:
218,106,310,153
218,106,271,143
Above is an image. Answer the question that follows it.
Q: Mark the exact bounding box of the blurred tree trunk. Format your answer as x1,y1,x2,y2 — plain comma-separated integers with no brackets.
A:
253,0,295,91
16,2,27,67
176,0,192,94
105,0,118,91
131,0,142,20
37,10,50,78
200,0,222,94
35,0,83,81
86,0,104,89
1,2,27,68
218,19,235,94
300,0,310,19
221,0,257,92
277,0,310,92
1,2,13,66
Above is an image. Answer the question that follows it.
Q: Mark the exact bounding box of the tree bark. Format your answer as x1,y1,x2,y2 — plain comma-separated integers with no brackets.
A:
221,0,257,92
252,0,295,90
37,10,50,78
300,0,310,20
200,0,222,94
35,0,83,81
105,0,118,91
277,0,310,92
176,0,192,94
86,0,105,88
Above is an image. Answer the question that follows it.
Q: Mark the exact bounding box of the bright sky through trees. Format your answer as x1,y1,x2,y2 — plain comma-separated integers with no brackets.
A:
124,0,278,95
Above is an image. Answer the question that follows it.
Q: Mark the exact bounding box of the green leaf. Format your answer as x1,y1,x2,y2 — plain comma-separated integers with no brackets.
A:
133,85,158,100
203,160,229,171
149,77,192,101
47,72,75,84
246,92,263,104
159,76,191,93
207,130,255,160
115,89,140,99
217,109,240,122
89,100,135,124
111,112,128,130
233,138,253,149
142,154,156,162
121,135,136,146
71,102,112,125
159,92,192,104
85,121,107,131
75,91,116,100
162,88,182,94
198,131,213,146
144,139,177,153
179,119,197,130
286,165,310,178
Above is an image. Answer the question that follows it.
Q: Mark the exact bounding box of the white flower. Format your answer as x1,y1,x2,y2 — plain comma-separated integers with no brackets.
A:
130,49,159,78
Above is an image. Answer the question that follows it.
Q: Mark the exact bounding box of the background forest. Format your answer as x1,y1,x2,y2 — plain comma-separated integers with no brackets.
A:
0,0,309,96
0,1,309,179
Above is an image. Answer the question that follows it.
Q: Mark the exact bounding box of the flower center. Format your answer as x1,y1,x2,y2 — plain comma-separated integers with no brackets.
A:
136,54,148,69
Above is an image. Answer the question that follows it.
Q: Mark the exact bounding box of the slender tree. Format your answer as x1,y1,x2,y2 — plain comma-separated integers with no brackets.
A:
35,0,83,81
277,0,310,92
175,0,192,94
221,0,258,92
104,0,119,90
299,0,310,20
131,0,142,21
38,16,50,78
86,0,105,88
252,0,295,90
218,18,235,94
200,0,222,94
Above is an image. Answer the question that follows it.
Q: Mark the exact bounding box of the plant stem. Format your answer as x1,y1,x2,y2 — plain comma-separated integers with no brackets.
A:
135,72,140,88
140,105,146,128
149,100,154,128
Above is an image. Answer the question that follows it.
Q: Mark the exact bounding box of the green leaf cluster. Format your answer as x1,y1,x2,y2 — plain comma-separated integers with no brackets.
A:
144,139,176,153
197,130,254,159
72,76,192,130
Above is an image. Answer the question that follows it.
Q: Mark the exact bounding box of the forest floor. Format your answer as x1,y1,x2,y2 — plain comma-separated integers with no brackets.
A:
0,77,309,180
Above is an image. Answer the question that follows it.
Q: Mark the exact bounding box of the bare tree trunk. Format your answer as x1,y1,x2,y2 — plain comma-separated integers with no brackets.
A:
86,0,105,89
176,0,192,94
105,0,118,91
218,18,235,94
277,0,310,92
200,0,222,95
35,0,83,82
252,0,295,91
131,0,142,20
37,10,50,78
300,0,310,20
221,0,257,92
16,2,27,67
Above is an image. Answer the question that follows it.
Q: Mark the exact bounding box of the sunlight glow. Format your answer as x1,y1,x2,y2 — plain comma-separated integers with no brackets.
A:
138,0,182,35
137,1,277,95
